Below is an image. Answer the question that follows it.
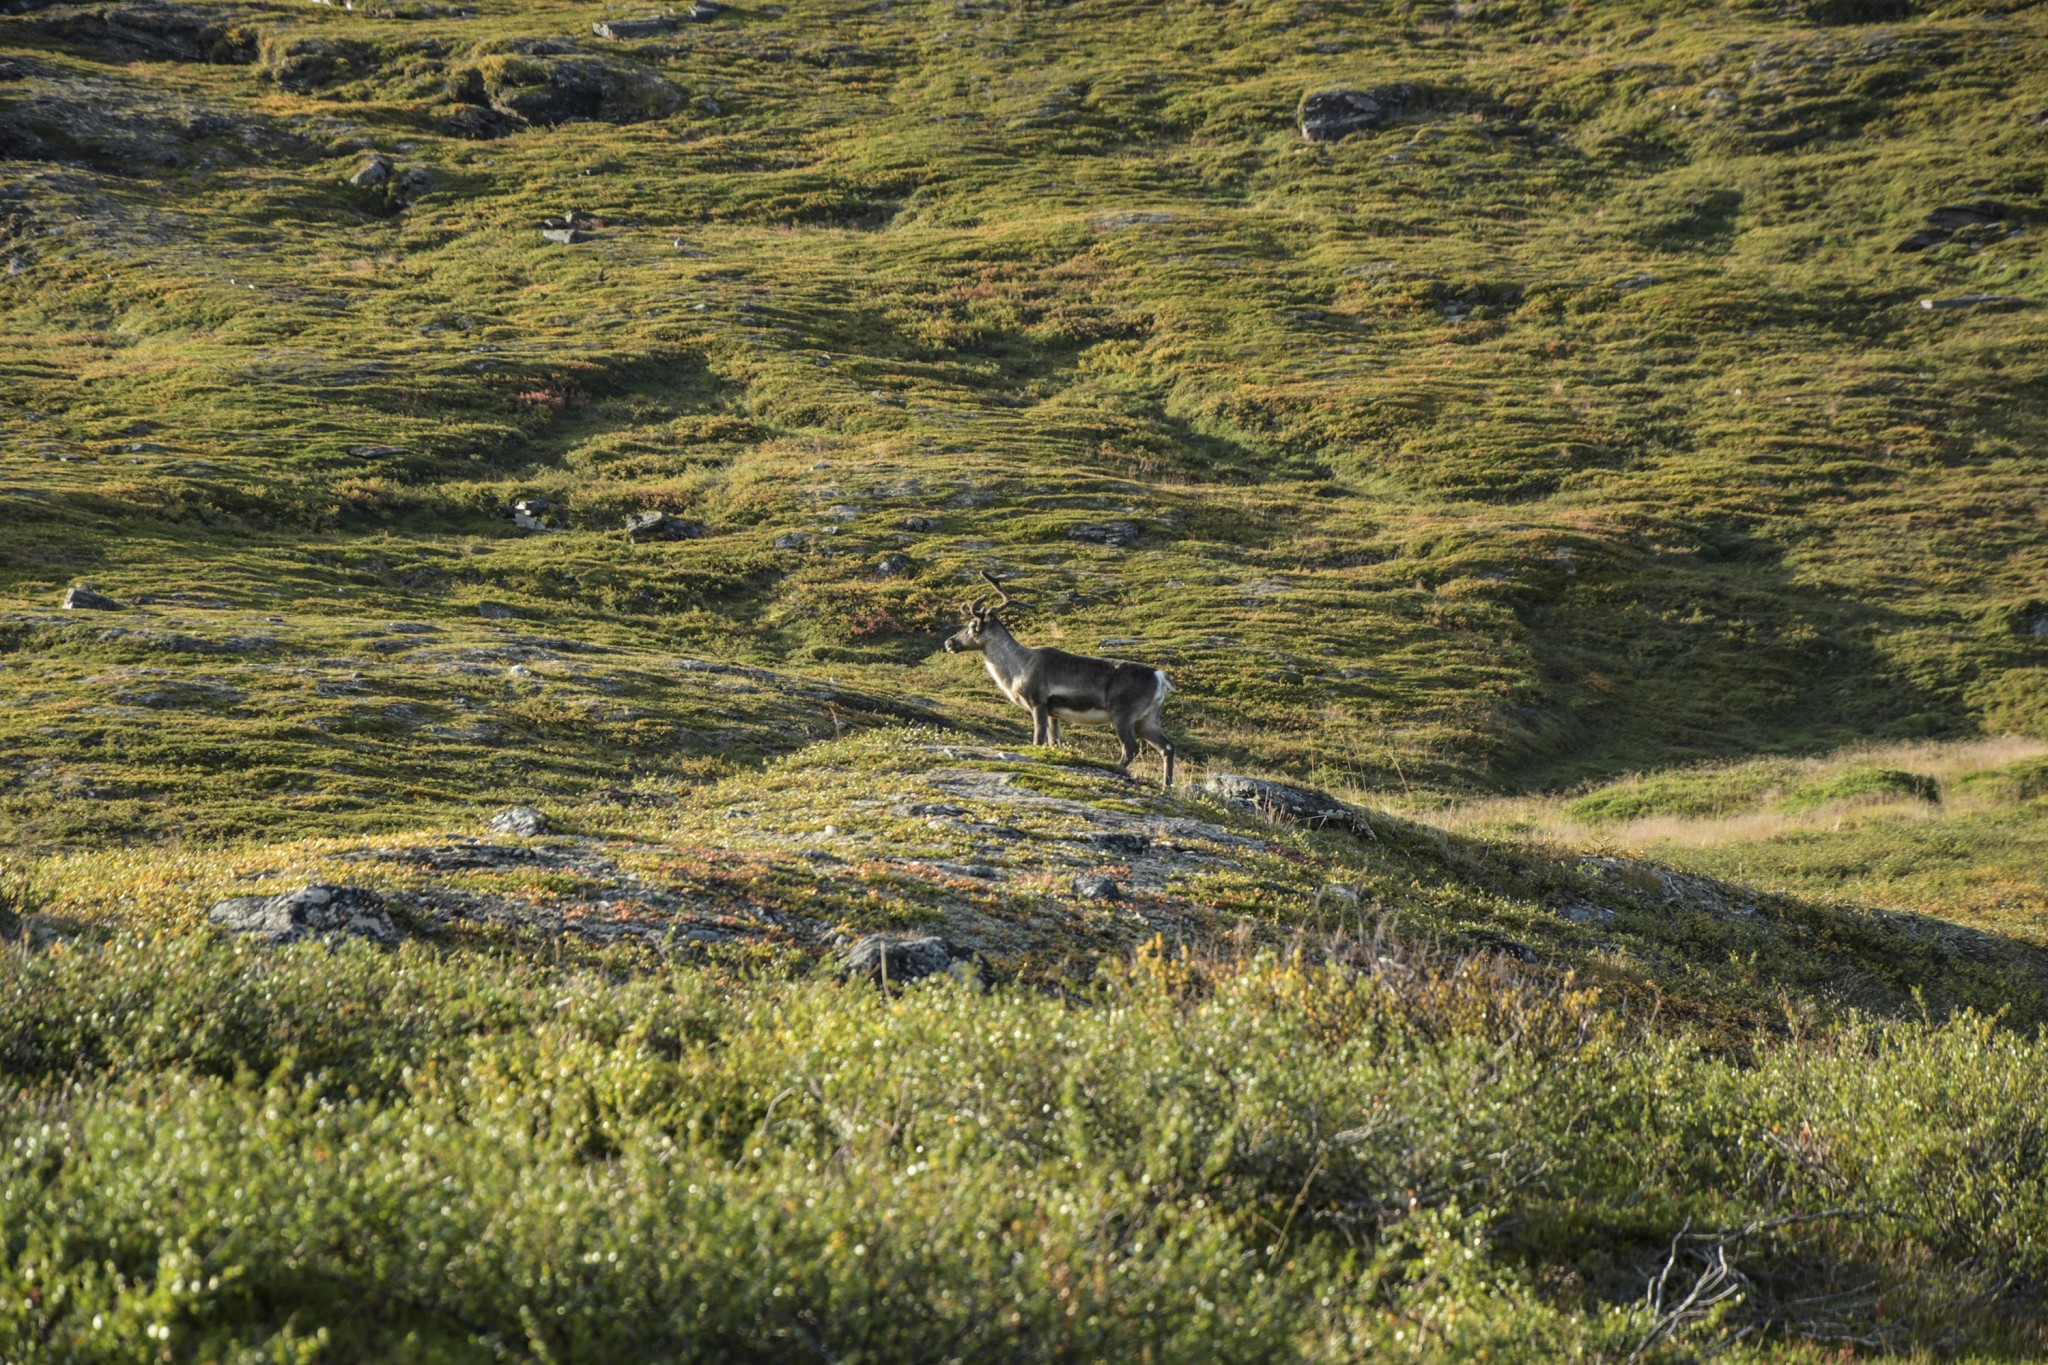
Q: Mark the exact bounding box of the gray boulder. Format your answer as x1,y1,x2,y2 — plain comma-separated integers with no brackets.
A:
349,157,392,188
1298,85,1415,141
478,601,517,620
1067,522,1139,548
61,585,123,610
512,497,551,530
487,806,550,836
209,884,397,944
625,511,704,543
874,552,913,578
1204,773,1378,840
840,934,962,985
1072,876,1123,901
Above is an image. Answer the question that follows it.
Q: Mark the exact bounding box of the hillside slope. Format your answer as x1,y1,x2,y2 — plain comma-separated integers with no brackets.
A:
3,0,2046,849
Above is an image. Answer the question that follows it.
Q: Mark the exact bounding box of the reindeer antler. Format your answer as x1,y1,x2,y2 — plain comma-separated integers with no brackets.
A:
978,570,1011,612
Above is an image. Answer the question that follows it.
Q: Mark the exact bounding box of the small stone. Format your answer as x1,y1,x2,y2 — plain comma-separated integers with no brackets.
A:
840,934,961,985
900,515,936,532
349,157,392,188
772,531,811,550
487,806,550,836
541,228,588,245
346,444,409,460
874,552,913,578
1072,876,1123,901
1089,832,1152,857
209,884,397,944
61,585,124,610
478,601,516,620
512,497,551,530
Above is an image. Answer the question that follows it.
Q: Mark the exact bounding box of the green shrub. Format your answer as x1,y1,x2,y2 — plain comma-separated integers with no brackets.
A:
2,936,2046,1359
1779,767,1941,813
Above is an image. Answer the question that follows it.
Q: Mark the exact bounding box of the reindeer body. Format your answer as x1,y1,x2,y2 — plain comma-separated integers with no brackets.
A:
945,576,1176,787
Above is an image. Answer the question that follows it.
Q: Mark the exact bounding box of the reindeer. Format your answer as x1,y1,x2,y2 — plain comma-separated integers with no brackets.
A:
943,571,1176,788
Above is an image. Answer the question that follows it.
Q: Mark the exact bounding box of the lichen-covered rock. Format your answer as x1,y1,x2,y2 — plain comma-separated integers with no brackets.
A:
209,884,398,944
1298,85,1415,141
487,806,550,837
839,934,961,985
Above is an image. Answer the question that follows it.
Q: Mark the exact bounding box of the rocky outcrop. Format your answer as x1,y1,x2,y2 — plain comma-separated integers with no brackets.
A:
24,1,255,63
1298,85,1415,141
445,42,683,132
209,884,398,944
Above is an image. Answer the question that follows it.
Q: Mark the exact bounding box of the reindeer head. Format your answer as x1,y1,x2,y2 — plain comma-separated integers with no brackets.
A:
943,571,1011,654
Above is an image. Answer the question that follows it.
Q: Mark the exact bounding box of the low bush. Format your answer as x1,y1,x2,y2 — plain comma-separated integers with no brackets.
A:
3,934,2045,1360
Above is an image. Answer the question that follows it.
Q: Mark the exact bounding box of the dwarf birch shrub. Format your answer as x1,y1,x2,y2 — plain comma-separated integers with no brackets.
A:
3,935,2047,1358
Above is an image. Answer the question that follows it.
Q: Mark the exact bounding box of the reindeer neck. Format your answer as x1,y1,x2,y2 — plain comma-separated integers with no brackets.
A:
978,618,1036,688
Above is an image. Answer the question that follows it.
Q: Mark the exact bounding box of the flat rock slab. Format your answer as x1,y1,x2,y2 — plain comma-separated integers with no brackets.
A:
210,884,397,944
360,841,575,871
1204,773,1378,839
1920,294,2028,310
592,15,675,38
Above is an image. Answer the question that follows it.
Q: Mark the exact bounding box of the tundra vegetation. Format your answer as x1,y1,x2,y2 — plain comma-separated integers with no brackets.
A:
1,0,2046,1356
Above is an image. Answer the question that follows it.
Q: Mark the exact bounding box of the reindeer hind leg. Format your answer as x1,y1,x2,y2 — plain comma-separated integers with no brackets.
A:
1113,720,1140,777
1139,714,1174,789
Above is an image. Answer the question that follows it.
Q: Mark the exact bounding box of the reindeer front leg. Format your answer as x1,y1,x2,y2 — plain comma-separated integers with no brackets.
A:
1028,702,1052,747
